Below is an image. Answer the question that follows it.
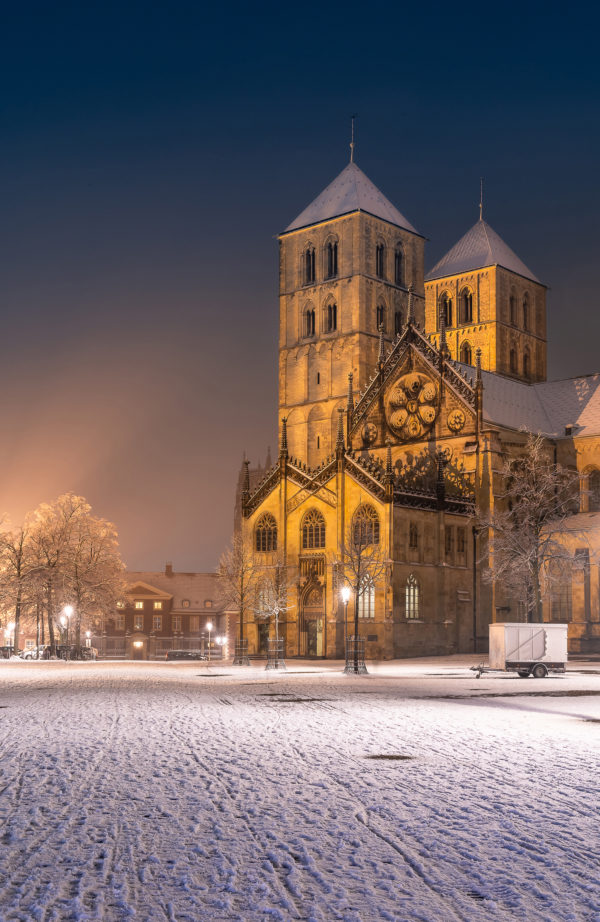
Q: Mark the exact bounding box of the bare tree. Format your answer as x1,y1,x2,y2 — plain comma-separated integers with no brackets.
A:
0,520,37,653
217,533,257,663
253,553,298,649
335,506,388,674
482,432,585,623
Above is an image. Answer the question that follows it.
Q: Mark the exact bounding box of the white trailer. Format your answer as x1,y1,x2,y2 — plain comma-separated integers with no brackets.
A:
476,622,568,678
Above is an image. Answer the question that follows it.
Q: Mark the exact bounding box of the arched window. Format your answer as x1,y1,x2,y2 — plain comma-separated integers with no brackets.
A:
325,241,338,279
255,513,277,552
589,470,600,511
394,247,403,286
395,310,403,336
359,578,375,619
303,247,315,285
304,308,315,337
523,350,530,379
522,294,529,331
460,288,473,324
376,304,386,332
352,504,380,546
326,302,337,332
376,243,385,279
460,341,472,365
510,293,517,325
405,574,420,619
301,509,326,549
510,348,517,374
439,293,452,328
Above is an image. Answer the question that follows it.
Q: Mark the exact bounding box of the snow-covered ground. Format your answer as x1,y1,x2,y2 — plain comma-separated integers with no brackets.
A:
0,657,598,922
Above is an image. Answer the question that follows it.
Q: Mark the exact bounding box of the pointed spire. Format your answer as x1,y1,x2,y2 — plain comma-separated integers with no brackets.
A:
479,177,484,221
243,459,250,493
350,114,356,163
378,324,385,366
280,417,288,459
336,408,345,450
407,284,415,325
386,440,392,476
347,372,354,411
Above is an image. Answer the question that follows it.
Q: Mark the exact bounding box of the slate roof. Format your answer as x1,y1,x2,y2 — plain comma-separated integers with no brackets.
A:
426,218,541,284
126,570,224,614
455,364,600,437
285,162,419,235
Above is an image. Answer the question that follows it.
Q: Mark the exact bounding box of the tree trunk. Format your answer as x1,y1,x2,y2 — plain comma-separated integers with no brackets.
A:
13,588,22,653
532,558,543,623
46,582,56,652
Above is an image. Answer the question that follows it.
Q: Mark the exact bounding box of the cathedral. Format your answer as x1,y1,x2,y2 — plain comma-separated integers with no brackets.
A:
238,158,600,659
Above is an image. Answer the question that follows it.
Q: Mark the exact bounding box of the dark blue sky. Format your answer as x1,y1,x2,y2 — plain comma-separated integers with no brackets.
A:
1,1,598,570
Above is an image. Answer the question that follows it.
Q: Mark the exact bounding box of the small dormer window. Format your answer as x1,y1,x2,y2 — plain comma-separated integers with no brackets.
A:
134,600,144,610
205,600,213,608
153,601,163,610
182,599,190,608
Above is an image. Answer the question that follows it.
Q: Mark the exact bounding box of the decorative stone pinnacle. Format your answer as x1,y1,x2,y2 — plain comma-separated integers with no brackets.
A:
242,459,250,494
280,417,288,457
336,408,345,449
347,372,354,411
378,325,385,365
476,348,482,382
385,439,392,476
407,284,415,325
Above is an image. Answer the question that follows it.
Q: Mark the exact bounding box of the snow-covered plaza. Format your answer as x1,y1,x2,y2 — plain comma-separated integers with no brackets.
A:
0,657,598,922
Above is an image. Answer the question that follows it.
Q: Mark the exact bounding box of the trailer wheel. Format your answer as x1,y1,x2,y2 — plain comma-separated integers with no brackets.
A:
517,670,530,678
532,663,548,679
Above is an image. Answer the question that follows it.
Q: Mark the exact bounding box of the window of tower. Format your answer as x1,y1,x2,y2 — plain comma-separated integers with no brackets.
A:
376,304,386,332
460,288,473,324
325,241,338,279
439,294,452,328
304,308,315,337
523,350,531,379
395,310,403,336
326,302,337,332
376,243,385,279
522,294,529,331
303,247,316,285
394,247,403,286
589,470,600,512
460,341,472,365
510,348,517,374
510,292,517,325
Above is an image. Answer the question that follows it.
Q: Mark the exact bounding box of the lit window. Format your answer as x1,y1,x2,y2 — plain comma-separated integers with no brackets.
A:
301,509,326,549
353,504,380,546
153,601,163,610
134,601,144,610
406,575,420,619
205,600,212,609
255,513,277,552
172,616,182,632
116,601,124,609
116,615,125,630
134,615,143,631
359,579,375,619
182,599,190,608
153,615,162,631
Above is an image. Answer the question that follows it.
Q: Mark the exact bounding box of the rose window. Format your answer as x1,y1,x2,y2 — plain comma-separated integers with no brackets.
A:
386,372,439,441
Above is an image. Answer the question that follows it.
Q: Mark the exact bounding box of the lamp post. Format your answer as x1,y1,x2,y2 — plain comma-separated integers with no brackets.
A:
216,635,225,660
341,586,351,665
206,621,213,662
63,605,74,657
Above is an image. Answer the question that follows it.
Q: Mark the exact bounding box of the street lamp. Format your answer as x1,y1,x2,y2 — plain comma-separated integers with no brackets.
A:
206,621,213,662
341,586,351,662
63,605,74,657
216,635,226,660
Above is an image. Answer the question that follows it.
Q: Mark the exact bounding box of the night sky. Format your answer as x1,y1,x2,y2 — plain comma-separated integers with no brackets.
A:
2,2,598,571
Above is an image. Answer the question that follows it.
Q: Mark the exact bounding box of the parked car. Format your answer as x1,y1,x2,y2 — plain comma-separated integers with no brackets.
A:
19,645,49,660
165,650,207,661
0,646,14,659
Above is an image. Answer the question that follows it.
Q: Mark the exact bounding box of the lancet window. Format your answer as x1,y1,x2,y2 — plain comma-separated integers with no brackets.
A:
325,241,338,279
440,293,453,328
460,288,473,324
376,243,385,279
301,509,326,549
303,247,316,285
352,504,380,546
394,247,403,286
304,308,316,337
405,574,420,619
255,513,278,552
376,304,386,332
460,341,472,365
359,579,375,619
326,302,337,332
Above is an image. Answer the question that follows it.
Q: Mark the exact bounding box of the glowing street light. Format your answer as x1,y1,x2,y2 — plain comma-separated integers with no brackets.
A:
63,605,74,656
206,621,213,662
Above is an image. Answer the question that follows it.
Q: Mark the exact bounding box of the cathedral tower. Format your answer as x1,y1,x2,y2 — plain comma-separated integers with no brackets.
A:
424,215,547,382
278,161,425,467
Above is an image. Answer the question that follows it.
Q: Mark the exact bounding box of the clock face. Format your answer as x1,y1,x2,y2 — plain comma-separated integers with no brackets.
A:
448,408,466,432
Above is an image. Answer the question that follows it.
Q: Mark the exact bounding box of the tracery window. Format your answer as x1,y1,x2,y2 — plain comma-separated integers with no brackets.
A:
460,341,472,365
394,310,403,336
394,247,403,286
326,302,337,332
301,509,326,549
376,304,386,332
359,579,375,619
440,294,452,328
255,513,278,552
325,241,338,279
460,288,473,324
405,574,420,619
376,243,385,279
589,470,600,512
353,504,380,546
303,247,316,285
304,308,315,337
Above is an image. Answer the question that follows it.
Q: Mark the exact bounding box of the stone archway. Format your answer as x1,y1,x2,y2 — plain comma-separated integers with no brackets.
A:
300,581,324,656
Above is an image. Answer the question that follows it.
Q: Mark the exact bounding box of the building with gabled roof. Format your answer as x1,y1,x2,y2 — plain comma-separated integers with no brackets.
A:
235,157,600,660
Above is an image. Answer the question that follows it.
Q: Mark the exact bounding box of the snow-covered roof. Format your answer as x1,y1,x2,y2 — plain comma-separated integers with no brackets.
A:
126,571,224,613
285,162,419,235
426,218,541,284
455,365,600,437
